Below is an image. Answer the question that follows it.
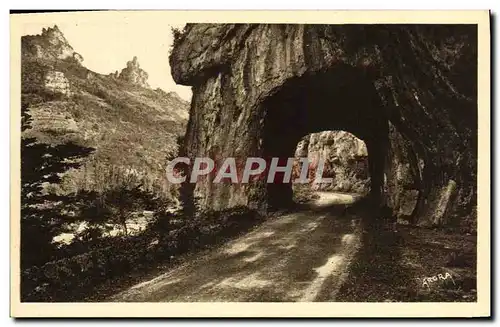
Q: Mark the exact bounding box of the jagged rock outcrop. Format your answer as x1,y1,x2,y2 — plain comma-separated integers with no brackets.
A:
22,25,83,64
170,24,477,229
118,56,150,88
109,70,120,79
296,131,370,194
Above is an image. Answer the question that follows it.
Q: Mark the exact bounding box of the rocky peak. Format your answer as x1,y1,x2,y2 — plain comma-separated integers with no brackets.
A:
117,56,149,88
41,25,66,45
22,25,83,64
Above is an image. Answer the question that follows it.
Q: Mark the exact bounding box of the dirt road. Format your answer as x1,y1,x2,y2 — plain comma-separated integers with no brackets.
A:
110,192,365,302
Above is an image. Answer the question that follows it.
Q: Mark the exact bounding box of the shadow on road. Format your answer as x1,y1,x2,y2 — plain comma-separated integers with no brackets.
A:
109,192,367,302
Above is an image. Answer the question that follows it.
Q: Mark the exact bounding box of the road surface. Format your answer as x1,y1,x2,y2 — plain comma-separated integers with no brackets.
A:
110,192,365,302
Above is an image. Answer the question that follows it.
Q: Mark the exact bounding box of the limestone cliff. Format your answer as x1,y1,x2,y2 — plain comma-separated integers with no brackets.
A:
43,71,71,96
22,25,83,64
170,24,477,229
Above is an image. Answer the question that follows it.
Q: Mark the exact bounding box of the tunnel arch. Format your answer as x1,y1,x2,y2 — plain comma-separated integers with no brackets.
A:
259,65,389,210
172,24,477,227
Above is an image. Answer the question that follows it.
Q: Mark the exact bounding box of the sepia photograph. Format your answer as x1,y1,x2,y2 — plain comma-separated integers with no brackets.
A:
10,10,490,318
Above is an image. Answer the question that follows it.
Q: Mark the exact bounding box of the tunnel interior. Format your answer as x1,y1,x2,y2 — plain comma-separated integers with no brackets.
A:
261,65,390,210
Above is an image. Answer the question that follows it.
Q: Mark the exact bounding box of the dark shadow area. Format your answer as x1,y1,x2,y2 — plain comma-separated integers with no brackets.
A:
336,208,477,302
336,214,415,302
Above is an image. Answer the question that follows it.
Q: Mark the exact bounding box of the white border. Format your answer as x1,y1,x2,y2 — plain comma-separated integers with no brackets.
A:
5,7,493,321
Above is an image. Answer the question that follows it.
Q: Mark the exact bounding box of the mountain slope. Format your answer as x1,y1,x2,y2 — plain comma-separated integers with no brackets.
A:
21,25,190,197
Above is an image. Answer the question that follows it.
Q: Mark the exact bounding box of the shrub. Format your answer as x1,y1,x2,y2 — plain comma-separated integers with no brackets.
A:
21,206,262,302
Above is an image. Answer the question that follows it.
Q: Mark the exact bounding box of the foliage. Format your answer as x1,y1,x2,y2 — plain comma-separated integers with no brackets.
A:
171,25,189,48
21,71,187,299
21,97,95,269
21,206,261,302
19,28,214,302
19,53,187,272
21,56,188,201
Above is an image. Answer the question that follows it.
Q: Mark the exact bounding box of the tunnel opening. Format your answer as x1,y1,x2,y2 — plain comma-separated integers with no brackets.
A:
260,65,390,211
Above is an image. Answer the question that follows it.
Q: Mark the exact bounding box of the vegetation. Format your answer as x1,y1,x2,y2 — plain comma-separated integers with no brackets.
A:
19,28,195,301
21,206,261,301
21,90,94,268
20,80,184,300
171,25,189,49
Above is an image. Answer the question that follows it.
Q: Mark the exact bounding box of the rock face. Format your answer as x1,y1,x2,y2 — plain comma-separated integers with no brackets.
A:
170,24,477,228
296,131,370,194
118,56,150,88
28,108,79,135
43,71,71,96
22,25,83,64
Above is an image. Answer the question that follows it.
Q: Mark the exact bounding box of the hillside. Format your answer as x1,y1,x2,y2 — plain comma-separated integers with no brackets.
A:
21,25,190,197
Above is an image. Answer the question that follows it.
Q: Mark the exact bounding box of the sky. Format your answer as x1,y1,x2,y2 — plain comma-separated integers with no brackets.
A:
20,14,192,101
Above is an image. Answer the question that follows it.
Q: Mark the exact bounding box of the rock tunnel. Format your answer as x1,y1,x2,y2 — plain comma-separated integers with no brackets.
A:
261,65,387,209
170,24,477,229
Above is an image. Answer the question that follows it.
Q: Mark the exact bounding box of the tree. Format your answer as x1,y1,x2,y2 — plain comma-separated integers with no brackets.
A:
20,97,95,269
